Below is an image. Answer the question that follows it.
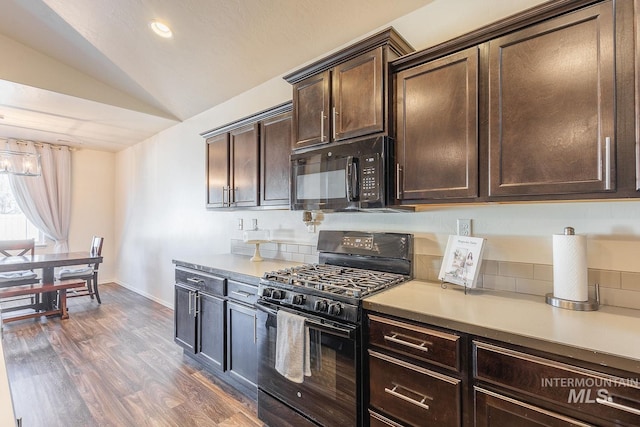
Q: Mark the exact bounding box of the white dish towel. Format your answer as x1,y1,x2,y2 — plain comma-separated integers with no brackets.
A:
275,310,311,383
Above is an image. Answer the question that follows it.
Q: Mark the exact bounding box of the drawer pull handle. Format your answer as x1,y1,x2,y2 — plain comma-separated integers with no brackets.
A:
384,384,431,411
384,333,432,352
596,397,640,416
231,290,252,298
187,277,204,285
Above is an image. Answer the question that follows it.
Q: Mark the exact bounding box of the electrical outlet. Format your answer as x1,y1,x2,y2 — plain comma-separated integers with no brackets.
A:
457,219,471,236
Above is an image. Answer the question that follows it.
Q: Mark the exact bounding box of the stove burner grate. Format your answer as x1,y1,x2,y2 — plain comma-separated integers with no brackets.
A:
263,263,407,298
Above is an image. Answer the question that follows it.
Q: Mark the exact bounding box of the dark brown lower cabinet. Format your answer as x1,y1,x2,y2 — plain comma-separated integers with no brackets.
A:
366,311,640,427
474,340,640,427
226,300,257,391
474,387,592,427
174,282,198,353
174,281,225,371
369,350,461,427
174,265,259,399
197,291,225,370
366,313,465,427
369,410,405,427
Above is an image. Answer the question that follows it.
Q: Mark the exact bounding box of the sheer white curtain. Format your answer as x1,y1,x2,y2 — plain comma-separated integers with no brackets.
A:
7,139,71,253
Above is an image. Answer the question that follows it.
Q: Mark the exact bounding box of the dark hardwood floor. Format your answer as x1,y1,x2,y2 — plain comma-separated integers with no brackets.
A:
2,282,264,427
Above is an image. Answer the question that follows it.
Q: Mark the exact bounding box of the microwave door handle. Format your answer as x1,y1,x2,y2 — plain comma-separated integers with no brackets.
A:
345,156,359,202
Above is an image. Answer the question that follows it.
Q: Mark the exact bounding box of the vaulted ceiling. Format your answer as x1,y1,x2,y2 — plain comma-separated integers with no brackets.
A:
0,0,433,152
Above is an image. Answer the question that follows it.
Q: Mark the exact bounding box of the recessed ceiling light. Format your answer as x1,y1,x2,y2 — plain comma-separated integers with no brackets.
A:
150,20,172,38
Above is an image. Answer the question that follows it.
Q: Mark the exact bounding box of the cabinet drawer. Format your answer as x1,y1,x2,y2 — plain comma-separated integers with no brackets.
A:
175,267,225,296
227,279,257,305
369,350,461,427
474,341,640,425
369,409,404,427
474,387,594,426
368,314,461,371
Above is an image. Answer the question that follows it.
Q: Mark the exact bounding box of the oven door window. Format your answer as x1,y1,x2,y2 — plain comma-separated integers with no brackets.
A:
257,307,357,427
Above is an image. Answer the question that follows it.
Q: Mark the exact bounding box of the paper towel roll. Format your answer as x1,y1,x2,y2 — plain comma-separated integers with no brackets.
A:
552,233,588,302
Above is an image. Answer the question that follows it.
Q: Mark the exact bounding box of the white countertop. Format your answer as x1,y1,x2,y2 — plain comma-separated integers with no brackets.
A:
0,336,15,426
364,280,640,373
173,254,303,282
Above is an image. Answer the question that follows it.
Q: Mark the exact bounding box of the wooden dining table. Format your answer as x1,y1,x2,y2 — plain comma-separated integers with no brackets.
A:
0,251,103,318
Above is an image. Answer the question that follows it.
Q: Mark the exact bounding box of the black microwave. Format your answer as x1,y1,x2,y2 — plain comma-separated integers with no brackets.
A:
290,136,391,211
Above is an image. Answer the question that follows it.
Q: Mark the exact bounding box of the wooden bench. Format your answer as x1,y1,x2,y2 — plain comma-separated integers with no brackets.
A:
0,280,87,323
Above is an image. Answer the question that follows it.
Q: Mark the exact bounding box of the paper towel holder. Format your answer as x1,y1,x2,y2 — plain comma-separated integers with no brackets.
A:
546,227,599,311
545,283,600,311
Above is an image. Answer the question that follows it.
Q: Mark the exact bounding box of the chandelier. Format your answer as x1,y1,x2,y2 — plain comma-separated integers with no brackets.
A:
0,149,41,176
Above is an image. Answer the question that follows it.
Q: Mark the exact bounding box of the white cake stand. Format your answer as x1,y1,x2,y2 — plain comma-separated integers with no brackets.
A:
245,240,267,262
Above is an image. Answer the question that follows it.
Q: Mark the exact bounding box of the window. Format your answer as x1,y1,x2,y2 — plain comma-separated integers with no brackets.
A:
0,174,43,242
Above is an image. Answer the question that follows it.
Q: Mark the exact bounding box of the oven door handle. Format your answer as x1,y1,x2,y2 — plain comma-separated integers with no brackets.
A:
256,300,356,339
306,318,355,339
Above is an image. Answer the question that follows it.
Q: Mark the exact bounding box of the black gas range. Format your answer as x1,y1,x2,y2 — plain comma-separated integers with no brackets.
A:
259,263,409,324
256,230,413,427
258,230,412,324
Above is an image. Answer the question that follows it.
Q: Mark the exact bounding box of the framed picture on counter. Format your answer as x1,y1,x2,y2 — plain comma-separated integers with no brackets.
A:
438,235,486,288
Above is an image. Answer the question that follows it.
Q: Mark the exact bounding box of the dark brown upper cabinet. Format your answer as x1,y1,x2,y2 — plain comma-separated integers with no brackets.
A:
202,103,292,210
286,28,414,151
291,71,330,148
395,47,479,202
229,123,260,208
260,110,292,207
488,1,615,198
206,133,230,208
205,123,259,208
390,0,637,205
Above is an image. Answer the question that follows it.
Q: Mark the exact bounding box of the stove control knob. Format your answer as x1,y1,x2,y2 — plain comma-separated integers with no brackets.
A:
270,289,285,300
292,294,305,305
261,288,273,298
328,302,342,316
314,299,328,312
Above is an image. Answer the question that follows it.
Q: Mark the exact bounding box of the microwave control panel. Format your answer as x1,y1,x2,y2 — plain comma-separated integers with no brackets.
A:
361,153,381,201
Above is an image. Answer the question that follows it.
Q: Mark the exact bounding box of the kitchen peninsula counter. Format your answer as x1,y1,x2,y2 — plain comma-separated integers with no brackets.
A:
173,254,303,285
0,335,15,427
364,280,640,374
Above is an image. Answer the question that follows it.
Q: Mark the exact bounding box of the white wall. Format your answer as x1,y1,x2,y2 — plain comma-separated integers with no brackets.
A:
70,149,115,282
114,0,640,308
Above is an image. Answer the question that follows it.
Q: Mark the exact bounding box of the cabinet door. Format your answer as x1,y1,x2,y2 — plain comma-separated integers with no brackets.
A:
332,46,384,141
260,111,292,206
206,133,230,208
230,123,259,207
488,2,615,197
198,291,225,371
227,300,257,388
174,283,197,352
396,47,478,201
475,388,594,427
292,70,330,149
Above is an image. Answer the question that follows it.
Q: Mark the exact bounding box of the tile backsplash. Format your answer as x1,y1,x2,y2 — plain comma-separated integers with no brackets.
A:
231,239,318,264
231,239,640,310
415,254,640,311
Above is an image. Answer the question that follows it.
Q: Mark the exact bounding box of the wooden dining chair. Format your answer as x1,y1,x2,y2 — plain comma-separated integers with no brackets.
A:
0,239,40,316
0,239,39,287
56,236,104,304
